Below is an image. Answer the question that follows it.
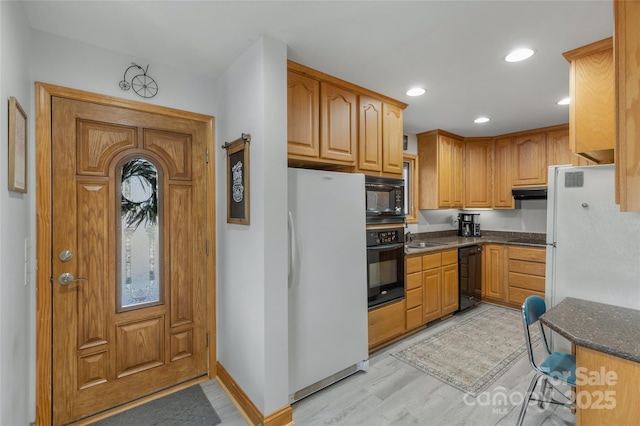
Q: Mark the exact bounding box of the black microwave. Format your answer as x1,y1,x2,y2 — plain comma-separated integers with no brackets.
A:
365,176,405,224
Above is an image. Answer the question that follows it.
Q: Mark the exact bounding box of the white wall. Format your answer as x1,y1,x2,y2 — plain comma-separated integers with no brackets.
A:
215,36,289,415
30,30,217,115
417,200,547,234
0,2,33,424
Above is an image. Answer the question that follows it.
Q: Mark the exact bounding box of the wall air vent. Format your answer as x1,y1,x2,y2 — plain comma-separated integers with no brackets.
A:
565,171,584,188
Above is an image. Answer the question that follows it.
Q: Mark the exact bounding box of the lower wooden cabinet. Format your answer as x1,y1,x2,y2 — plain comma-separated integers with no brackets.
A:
441,260,459,316
368,300,405,349
482,244,507,302
507,246,546,306
482,244,546,308
405,256,423,330
410,249,458,325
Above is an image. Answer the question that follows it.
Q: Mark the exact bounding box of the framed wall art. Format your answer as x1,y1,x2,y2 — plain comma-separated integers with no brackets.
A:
8,96,27,193
224,133,250,225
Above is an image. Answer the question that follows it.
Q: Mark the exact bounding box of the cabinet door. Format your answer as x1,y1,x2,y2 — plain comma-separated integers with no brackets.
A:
423,268,442,323
441,263,459,316
483,244,506,301
512,132,547,186
368,300,405,348
464,139,492,208
548,128,593,167
382,103,404,175
358,96,382,172
451,138,465,207
287,71,320,158
565,38,614,163
493,138,514,208
320,82,357,163
437,136,453,207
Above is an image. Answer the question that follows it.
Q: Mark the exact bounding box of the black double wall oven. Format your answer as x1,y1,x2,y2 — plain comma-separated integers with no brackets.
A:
365,176,405,309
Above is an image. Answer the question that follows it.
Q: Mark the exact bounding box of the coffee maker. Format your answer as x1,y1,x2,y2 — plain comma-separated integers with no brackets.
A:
458,213,481,237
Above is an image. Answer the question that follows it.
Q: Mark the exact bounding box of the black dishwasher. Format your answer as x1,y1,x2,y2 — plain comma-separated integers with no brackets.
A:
458,245,482,312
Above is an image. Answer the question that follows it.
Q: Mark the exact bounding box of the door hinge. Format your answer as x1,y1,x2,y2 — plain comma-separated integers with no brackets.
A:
205,148,210,164
206,332,210,348
206,240,210,256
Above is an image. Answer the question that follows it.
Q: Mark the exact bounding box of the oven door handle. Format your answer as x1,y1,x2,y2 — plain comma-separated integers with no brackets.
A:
368,243,404,251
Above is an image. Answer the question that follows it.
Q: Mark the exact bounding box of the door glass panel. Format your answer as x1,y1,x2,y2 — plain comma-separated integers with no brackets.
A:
118,158,162,311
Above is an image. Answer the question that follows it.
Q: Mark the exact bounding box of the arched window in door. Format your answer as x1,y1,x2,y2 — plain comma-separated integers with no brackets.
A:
117,157,163,311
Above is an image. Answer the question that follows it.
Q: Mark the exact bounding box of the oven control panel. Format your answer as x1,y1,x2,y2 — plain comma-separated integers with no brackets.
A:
366,228,404,246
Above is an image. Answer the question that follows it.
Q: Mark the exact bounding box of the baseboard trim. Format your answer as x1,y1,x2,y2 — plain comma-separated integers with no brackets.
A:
216,361,293,426
263,405,294,426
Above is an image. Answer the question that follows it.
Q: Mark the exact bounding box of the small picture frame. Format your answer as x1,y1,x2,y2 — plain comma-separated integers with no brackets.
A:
225,134,250,225
8,96,27,193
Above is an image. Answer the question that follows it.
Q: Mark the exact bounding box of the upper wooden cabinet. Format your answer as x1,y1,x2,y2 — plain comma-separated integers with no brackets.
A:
320,82,357,163
464,138,493,208
614,1,640,212
512,131,547,187
287,70,320,158
287,61,407,173
287,69,355,166
358,98,404,175
417,130,464,209
382,103,404,175
358,96,383,172
493,137,514,209
563,37,614,164
547,127,594,167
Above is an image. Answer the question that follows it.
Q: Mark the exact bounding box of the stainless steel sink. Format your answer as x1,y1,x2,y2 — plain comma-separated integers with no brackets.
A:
407,241,447,248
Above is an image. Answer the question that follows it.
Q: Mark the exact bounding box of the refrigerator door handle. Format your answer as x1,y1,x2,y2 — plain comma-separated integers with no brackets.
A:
288,211,296,288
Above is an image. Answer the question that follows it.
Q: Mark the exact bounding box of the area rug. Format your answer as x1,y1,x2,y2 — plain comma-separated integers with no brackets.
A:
392,304,540,397
91,385,221,426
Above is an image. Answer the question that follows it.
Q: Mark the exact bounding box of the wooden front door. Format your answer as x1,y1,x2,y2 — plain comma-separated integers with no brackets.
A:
50,96,210,424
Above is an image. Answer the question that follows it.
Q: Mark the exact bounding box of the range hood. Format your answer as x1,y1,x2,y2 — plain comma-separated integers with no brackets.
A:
512,187,547,200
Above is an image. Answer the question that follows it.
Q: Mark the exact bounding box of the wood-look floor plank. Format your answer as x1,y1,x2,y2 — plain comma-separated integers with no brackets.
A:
202,303,576,425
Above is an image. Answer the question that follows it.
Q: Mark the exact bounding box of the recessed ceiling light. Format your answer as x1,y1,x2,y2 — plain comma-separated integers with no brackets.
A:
505,48,535,63
557,97,571,105
406,87,426,97
474,117,490,124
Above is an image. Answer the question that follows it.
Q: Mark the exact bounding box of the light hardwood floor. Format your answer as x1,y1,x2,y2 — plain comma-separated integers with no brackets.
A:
202,303,575,425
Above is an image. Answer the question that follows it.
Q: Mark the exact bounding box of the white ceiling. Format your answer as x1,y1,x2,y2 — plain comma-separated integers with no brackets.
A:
22,1,614,137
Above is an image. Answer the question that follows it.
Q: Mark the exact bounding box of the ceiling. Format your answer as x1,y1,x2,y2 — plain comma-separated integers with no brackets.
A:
22,1,614,137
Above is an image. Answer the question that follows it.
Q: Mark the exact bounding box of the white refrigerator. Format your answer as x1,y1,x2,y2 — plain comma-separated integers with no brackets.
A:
546,164,640,350
287,168,369,403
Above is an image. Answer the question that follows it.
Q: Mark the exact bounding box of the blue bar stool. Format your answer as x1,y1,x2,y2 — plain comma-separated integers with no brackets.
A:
517,295,576,426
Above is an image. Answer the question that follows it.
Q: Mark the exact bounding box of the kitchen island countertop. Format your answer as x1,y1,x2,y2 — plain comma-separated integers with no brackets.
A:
540,297,640,363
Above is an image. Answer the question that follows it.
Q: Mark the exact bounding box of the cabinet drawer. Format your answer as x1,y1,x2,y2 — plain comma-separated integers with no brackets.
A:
509,272,545,292
406,256,422,274
508,286,544,306
509,246,546,262
406,306,423,330
422,252,442,269
368,300,405,348
508,259,546,276
406,272,422,290
406,287,423,309
441,249,458,266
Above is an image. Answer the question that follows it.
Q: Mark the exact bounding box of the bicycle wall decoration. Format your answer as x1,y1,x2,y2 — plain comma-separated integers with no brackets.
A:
119,62,158,98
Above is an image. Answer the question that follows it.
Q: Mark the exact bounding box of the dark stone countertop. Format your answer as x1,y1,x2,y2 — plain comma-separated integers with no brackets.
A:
540,297,640,363
404,230,546,255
